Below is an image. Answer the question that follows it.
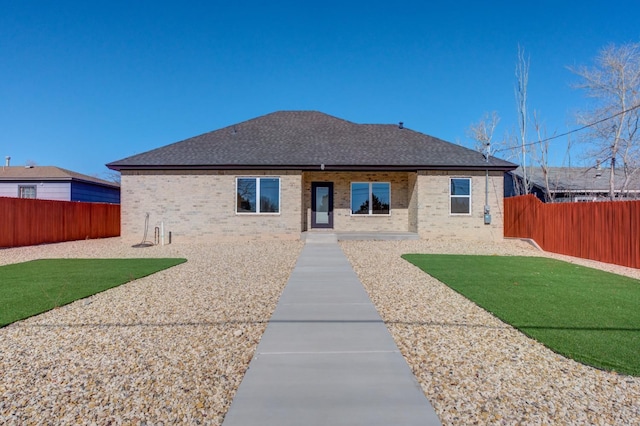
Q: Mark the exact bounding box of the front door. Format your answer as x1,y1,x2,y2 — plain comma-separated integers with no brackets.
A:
311,182,333,229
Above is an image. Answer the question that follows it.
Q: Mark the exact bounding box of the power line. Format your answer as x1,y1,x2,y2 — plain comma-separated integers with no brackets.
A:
493,102,640,155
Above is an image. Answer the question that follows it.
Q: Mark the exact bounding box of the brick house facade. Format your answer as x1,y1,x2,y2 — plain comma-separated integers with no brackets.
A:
109,111,515,243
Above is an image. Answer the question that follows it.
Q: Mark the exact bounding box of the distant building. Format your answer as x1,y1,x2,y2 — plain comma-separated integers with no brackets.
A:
505,166,640,202
0,164,120,203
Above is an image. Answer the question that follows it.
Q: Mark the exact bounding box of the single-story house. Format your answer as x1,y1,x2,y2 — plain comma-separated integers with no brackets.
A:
107,111,516,243
505,166,640,202
0,164,120,203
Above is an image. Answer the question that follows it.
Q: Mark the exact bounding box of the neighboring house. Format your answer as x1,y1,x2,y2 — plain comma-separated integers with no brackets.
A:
0,165,120,203
505,166,640,202
107,111,516,243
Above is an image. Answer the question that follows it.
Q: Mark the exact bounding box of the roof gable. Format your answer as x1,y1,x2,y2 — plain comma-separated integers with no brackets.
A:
107,111,516,171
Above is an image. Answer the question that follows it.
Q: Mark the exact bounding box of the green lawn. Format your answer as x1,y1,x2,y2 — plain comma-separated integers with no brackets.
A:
402,254,640,376
0,258,187,327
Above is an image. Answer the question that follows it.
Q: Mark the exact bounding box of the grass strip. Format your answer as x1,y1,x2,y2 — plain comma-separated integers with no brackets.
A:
402,254,640,376
0,258,187,327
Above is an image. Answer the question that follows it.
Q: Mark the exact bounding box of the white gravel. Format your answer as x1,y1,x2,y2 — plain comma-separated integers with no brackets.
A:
1,236,639,425
340,238,640,425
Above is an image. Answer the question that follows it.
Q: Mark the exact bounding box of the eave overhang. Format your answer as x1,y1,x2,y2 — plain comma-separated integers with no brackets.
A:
108,163,518,173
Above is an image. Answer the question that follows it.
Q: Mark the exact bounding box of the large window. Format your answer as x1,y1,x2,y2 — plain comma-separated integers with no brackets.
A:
351,182,390,215
236,177,280,214
450,178,471,214
18,185,36,199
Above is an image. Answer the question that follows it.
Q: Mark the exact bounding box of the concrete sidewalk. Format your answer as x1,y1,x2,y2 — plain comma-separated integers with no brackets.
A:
222,236,441,425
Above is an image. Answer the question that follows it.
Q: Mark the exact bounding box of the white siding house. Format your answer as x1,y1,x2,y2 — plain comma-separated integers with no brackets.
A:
0,166,120,203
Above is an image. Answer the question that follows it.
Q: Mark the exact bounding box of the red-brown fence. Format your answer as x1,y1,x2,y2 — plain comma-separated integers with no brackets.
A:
0,197,120,248
504,194,640,269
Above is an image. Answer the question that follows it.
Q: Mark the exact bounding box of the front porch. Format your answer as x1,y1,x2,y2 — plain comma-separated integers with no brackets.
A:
302,171,415,234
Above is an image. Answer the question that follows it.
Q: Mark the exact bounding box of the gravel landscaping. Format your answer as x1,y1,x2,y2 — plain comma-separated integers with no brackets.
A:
0,238,303,425
341,238,640,425
1,236,639,425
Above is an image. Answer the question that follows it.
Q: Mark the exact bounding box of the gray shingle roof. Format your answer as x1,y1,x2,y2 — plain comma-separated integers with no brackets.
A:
511,166,640,192
107,111,516,171
0,166,119,188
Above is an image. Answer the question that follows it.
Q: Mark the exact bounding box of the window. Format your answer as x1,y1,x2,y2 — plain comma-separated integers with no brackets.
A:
351,182,390,215
574,196,597,203
236,177,280,214
450,178,471,214
18,185,36,199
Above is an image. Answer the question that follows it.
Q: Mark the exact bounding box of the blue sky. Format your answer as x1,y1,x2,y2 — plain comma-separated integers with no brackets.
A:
2,1,639,179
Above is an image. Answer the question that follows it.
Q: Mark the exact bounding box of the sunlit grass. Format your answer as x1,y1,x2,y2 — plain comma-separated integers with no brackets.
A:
402,254,640,376
0,258,186,327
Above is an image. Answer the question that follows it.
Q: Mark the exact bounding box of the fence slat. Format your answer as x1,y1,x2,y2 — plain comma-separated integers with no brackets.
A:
0,197,120,248
505,194,640,269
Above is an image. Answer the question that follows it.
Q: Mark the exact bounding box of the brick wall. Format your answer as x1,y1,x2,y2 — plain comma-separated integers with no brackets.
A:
408,172,418,232
120,170,302,243
414,170,505,241
120,169,505,242
303,171,411,233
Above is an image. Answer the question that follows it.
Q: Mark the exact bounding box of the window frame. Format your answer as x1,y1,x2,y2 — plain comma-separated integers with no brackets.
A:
449,177,472,215
18,185,37,199
235,176,281,215
350,181,391,216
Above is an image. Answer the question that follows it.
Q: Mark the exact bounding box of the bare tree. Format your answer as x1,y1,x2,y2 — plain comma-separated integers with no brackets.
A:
515,45,531,194
102,171,121,184
569,42,640,200
466,111,500,155
467,46,560,200
532,111,554,202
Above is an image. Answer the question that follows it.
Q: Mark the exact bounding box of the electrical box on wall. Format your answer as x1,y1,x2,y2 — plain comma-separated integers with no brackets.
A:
484,213,492,225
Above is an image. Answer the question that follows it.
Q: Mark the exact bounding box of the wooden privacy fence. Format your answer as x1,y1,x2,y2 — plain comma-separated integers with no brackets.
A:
0,197,120,248
504,194,640,269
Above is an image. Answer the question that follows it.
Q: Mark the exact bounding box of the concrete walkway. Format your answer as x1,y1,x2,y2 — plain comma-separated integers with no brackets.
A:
222,235,441,425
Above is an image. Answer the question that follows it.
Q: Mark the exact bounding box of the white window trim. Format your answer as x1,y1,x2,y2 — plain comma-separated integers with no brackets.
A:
350,182,391,216
449,177,472,216
235,176,281,215
574,196,597,203
18,185,37,199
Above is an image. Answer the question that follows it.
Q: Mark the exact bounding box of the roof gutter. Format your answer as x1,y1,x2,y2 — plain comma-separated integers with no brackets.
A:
107,164,518,173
